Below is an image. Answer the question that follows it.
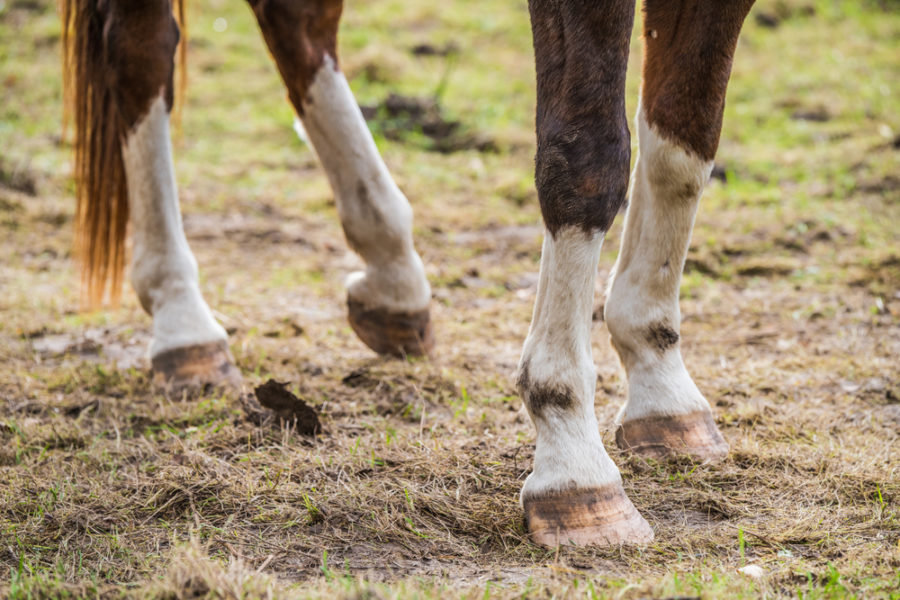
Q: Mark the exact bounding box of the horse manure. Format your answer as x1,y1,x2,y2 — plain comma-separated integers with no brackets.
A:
244,379,321,435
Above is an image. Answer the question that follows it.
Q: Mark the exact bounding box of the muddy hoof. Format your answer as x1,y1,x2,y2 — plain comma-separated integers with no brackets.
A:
347,299,434,357
151,340,242,393
615,410,728,462
524,484,654,547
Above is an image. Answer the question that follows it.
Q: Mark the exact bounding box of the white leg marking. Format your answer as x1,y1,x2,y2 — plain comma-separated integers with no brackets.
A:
122,95,227,358
605,106,714,423
518,228,621,500
300,57,430,313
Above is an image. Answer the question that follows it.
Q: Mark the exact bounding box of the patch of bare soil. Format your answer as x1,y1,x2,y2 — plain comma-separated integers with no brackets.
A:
0,158,37,196
2,190,898,597
27,326,152,370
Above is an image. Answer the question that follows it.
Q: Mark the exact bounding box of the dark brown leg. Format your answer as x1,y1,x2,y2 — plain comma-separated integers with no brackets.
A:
517,0,654,547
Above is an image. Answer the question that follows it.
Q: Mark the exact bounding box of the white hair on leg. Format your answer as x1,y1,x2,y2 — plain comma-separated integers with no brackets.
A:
518,228,620,497
517,227,653,545
606,105,713,422
605,103,726,460
122,95,228,359
299,57,430,315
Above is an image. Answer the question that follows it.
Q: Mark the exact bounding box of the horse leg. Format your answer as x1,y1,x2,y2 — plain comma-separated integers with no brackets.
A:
518,0,652,546
108,1,239,390
248,0,433,357
605,0,755,460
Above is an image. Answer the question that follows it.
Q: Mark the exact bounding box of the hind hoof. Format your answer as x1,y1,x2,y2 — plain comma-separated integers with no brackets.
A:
347,299,434,357
151,340,242,393
616,410,728,462
524,484,654,547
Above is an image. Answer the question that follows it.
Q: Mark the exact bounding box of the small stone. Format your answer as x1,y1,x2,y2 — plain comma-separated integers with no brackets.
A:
738,564,765,579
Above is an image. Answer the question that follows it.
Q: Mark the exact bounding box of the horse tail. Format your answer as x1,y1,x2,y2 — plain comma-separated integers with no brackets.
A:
60,0,188,307
173,0,188,129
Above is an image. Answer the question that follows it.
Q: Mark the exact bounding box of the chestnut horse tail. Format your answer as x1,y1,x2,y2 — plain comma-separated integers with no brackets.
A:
60,0,187,307
173,0,187,129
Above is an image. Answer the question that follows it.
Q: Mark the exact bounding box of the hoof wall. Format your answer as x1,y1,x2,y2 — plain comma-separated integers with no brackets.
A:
151,340,242,393
347,299,434,357
616,410,728,462
524,484,654,547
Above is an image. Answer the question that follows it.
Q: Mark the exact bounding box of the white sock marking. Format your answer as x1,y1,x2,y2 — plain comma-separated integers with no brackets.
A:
518,228,621,499
300,57,430,313
122,95,228,358
605,105,715,422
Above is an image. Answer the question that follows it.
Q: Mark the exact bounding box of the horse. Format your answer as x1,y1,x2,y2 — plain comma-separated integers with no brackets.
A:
59,0,756,547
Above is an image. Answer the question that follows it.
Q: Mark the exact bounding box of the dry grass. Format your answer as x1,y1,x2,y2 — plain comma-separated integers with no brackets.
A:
1,0,899,597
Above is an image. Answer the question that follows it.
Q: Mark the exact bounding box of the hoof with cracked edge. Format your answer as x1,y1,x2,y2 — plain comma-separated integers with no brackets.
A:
347,298,434,357
524,484,654,547
616,410,728,462
151,340,242,393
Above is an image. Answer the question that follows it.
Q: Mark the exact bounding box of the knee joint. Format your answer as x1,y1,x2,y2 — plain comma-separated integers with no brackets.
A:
248,0,343,109
535,125,630,235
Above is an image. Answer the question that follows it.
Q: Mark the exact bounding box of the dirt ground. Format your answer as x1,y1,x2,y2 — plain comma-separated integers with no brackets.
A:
1,0,899,598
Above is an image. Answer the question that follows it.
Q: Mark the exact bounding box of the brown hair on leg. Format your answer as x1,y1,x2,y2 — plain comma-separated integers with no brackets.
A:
641,0,756,160
247,0,343,115
60,0,183,307
529,0,636,237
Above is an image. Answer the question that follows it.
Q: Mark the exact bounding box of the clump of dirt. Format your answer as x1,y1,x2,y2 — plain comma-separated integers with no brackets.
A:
791,106,831,122
855,174,900,195
848,253,900,296
361,94,497,154
243,379,322,435
410,42,460,57
735,257,799,277
710,163,729,183
754,2,816,28
0,157,37,196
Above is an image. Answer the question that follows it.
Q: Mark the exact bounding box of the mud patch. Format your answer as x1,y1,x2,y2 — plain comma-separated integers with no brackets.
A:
410,42,460,57
361,94,496,153
855,174,900,195
182,212,316,247
28,327,150,370
848,254,900,295
735,257,798,277
791,107,831,122
754,4,816,29
0,158,37,196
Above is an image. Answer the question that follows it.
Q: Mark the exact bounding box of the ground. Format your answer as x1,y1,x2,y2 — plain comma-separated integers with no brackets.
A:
1,0,899,598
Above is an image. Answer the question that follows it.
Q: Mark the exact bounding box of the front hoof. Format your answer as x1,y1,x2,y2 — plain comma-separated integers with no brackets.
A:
524,484,654,547
347,299,434,357
151,340,242,393
616,410,728,462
